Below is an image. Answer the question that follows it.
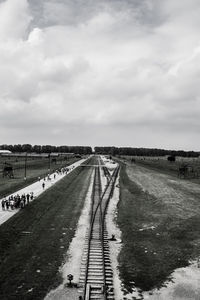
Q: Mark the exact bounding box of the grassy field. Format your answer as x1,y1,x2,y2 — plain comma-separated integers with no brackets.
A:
0,156,97,300
0,155,79,198
118,155,200,183
117,162,200,295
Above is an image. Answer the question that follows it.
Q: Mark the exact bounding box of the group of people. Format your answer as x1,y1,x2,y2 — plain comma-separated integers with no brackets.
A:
55,166,72,175
39,167,71,184
1,165,76,211
1,192,34,210
41,167,72,189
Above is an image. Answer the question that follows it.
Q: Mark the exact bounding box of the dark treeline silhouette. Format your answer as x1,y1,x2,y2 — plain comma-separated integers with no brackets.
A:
0,144,92,155
94,146,199,158
1,144,199,157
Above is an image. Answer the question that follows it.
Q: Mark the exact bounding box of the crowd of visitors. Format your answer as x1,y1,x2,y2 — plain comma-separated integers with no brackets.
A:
1,192,34,210
54,166,72,176
1,165,75,212
40,167,72,189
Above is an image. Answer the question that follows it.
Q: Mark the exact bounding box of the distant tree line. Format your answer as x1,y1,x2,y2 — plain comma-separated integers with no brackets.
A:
94,146,199,157
0,144,92,154
1,144,199,157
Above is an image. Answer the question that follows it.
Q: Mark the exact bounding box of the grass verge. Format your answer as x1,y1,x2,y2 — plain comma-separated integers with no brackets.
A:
117,162,200,294
119,156,200,184
0,162,93,300
0,157,79,198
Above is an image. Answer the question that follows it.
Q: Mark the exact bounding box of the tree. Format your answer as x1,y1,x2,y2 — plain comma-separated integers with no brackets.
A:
22,144,32,152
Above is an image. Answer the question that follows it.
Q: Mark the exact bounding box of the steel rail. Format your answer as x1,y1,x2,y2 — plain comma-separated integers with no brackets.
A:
83,167,99,299
83,163,103,299
83,163,119,300
101,166,119,299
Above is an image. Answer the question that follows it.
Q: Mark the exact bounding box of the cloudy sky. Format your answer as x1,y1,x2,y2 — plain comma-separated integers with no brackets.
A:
0,0,200,150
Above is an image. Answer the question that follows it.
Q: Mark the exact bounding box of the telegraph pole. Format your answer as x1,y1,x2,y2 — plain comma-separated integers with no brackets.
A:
24,152,27,180
48,153,51,173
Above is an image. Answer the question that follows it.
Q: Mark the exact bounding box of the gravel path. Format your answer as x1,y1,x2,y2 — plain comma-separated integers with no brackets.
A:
45,156,123,300
0,158,87,226
126,163,200,219
44,170,94,300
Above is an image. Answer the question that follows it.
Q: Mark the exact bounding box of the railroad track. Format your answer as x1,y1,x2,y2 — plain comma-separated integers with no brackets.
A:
79,161,119,300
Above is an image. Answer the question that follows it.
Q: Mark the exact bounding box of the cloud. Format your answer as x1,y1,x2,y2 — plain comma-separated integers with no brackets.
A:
0,0,200,149
0,0,31,40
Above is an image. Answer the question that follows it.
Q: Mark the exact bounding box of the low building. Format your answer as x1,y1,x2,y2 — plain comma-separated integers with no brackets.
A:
0,150,12,155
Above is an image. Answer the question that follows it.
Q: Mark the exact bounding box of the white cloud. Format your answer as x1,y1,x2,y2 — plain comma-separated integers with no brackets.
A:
0,0,31,40
0,0,200,149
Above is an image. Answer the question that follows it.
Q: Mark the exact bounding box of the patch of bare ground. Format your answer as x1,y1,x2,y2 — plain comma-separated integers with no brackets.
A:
44,171,94,300
126,163,200,219
106,174,124,300
45,157,121,300
99,158,124,300
116,161,200,299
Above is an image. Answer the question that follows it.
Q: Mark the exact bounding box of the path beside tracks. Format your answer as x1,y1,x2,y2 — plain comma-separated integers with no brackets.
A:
0,158,88,225
79,157,119,300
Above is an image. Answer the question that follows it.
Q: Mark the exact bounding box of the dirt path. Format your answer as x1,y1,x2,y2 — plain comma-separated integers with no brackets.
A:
45,156,123,300
126,163,200,219
44,170,95,300
119,162,200,300
0,158,87,225
0,159,93,300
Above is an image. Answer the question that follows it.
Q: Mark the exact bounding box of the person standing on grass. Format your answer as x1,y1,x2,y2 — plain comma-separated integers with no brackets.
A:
42,182,45,189
30,192,34,200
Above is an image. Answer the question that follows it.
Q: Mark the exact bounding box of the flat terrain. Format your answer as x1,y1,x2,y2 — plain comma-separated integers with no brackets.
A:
117,160,200,296
121,155,200,184
0,155,78,198
1,155,200,299
0,156,98,300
